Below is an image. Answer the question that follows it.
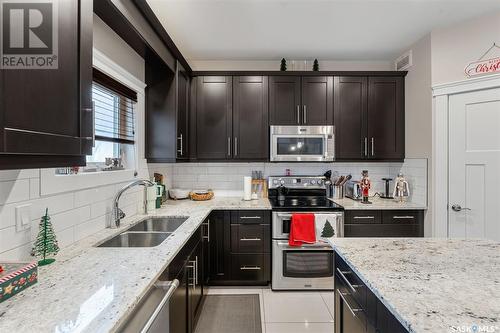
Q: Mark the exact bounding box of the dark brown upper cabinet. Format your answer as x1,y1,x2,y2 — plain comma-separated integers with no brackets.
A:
176,61,190,160
0,0,93,170
269,75,333,126
301,76,333,125
367,76,404,160
269,76,301,125
334,76,404,161
195,76,233,160
233,76,269,160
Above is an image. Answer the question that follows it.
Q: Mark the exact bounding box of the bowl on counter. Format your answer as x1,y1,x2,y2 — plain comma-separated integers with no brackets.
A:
168,188,191,200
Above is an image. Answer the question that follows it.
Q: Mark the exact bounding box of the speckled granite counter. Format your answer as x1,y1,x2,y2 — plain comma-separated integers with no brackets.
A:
0,197,270,333
328,238,500,332
331,197,427,210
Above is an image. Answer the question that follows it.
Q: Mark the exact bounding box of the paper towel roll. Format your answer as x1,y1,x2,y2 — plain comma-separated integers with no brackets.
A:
243,176,252,201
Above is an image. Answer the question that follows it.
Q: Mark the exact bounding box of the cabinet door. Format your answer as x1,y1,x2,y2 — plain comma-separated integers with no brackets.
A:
208,211,231,282
367,77,404,160
0,0,92,163
189,241,203,332
177,62,190,160
334,76,368,160
196,76,232,160
233,76,269,160
170,265,188,333
269,76,301,125
301,76,333,125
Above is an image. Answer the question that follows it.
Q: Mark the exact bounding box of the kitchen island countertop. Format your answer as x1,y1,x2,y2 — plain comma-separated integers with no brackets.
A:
328,237,500,332
0,197,270,333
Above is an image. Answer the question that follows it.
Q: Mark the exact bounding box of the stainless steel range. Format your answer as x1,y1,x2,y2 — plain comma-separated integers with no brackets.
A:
268,176,344,291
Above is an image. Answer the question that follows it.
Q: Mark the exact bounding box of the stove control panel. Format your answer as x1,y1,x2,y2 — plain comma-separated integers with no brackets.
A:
268,176,326,189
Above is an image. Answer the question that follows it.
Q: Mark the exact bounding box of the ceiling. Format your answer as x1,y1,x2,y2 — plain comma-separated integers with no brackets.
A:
146,0,500,61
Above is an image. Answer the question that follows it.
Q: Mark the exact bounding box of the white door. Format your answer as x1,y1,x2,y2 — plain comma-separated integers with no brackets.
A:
449,87,500,240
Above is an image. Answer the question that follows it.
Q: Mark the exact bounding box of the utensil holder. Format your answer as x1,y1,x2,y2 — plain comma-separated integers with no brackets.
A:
333,185,344,199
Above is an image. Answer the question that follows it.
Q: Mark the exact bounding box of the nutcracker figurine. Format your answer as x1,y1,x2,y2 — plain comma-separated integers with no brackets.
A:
360,170,372,204
393,173,410,202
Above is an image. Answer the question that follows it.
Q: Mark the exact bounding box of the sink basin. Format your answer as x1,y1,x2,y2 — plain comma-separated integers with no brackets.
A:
97,232,171,248
128,217,188,233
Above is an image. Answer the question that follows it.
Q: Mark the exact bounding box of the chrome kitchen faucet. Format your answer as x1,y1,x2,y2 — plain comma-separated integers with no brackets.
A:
112,179,155,228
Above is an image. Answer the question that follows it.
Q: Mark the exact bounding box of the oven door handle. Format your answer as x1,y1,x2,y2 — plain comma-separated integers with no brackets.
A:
275,240,332,250
276,213,292,219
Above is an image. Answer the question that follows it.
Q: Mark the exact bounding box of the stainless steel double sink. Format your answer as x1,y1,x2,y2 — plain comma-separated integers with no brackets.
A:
97,217,188,248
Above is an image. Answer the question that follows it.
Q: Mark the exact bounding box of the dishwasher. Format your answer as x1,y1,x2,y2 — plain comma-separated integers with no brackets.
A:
118,279,179,333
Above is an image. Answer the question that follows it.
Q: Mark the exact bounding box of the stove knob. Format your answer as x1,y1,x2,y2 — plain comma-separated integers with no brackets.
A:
311,180,316,185
273,179,279,185
280,179,285,185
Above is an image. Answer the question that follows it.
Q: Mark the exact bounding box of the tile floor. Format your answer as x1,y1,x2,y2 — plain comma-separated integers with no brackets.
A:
206,286,334,333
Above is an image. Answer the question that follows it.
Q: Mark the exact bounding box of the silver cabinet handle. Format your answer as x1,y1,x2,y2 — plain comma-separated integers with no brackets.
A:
91,101,95,147
240,266,261,270
240,216,262,219
303,105,307,124
451,204,471,212
234,137,238,156
187,262,196,290
336,268,363,293
353,216,375,219
337,290,363,317
141,279,179,333
177,133,183,155
203,220,210,242
296,105,300,124
371,137,374,156
240,238,261,241
227,137,231,156
195,256,199,286
393,216,415,219
364,137,368,157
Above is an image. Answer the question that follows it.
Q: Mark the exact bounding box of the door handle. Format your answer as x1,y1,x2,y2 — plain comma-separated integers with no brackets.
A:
364,138,368,157
195,256,199,286
143,279,179,333
187,261,196,290
203,220,210,242
234,137,238,156
227,137,231,156
297,105,300,124
240,238,261,241
451,204,471,212
371,137,374,156
240,266,261,270
337,290,363,317
303,105,307,124
336,268,363,293
177,133,183,155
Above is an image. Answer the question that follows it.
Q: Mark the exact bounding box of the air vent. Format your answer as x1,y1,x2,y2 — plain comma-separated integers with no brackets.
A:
395,50,413,71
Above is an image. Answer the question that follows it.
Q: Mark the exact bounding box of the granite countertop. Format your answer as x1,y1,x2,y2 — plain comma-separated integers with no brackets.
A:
0,197,270,333
328,238,500,332
331,197,427,210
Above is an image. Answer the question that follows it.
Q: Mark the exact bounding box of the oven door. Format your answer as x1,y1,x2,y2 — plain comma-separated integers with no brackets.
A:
272,240,334,290
270,126,334,162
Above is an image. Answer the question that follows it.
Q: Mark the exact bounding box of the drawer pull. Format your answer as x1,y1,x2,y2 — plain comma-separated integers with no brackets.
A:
240,238,261,241
393,216,415,219
338,290,363,317
353,216,375,219
240,216,262,219
240,266,261,270
336,268,363,293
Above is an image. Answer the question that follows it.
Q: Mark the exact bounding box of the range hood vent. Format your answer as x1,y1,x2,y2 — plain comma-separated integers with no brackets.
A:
395,50,413,71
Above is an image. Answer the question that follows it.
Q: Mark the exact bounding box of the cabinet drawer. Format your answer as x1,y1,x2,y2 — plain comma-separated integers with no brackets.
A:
232,210,270,224
231,224,270,253
344,224,421,237
335,253,366,308
231,254,270,282
345,210,382,224
382,210,423,224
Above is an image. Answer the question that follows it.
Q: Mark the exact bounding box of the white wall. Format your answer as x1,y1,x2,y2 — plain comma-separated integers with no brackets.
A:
431,11,500,85
190,60,393,71
0,18,150,261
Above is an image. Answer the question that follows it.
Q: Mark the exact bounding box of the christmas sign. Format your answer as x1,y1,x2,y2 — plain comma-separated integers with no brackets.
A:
465,43,500,77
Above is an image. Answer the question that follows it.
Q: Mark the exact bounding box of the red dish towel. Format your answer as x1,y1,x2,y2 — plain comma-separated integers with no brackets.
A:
289,213,316,246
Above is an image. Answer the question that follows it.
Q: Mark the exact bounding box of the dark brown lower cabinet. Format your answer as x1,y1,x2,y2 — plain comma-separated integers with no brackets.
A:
344,210,424,237
335,253,409,333
206,210,271,286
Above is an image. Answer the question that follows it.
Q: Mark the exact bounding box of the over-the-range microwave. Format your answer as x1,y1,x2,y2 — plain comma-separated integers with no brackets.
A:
270,125,335,162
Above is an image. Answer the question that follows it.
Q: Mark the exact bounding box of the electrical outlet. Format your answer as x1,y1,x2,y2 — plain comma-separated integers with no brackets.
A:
15,204,32,232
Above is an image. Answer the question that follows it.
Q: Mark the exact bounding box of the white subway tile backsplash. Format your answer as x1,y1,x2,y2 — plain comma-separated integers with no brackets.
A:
0,226,31,254
0,179,31,205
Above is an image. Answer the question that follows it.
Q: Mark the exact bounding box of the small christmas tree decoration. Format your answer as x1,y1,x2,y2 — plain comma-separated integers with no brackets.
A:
321,220,335,238
313,59,319,71
32,208,59,266
280,58,287,71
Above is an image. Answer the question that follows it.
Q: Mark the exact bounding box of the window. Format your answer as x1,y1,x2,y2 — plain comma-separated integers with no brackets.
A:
87,69,138,169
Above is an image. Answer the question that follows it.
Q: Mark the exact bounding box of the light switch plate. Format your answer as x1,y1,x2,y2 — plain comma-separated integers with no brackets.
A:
15,204,32,232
